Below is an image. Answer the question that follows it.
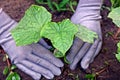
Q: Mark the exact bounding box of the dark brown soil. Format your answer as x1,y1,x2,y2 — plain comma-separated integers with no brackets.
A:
0,0,120,80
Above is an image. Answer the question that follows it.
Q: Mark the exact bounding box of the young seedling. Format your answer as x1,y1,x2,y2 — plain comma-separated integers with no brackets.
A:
85,67,107,80
4,64,20,80
11,5,97,59
1,52,20,80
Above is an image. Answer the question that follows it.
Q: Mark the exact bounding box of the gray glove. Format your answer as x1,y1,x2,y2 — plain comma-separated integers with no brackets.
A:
0,8,63,80
67,0,102,70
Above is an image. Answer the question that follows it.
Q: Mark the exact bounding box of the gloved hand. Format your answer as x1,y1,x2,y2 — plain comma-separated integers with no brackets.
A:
66,0,102,70
0,8,63,80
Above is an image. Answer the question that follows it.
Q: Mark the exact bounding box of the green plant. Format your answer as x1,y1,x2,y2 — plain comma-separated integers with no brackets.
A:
111,0,120,9
35,0,77,12
108,1,120,61
2,54,20,80
85,67,107,80
116,42,120,62
4,65,20,80
11,5,97,58
85,74,96,80
108,7,120,27
41,19,78,55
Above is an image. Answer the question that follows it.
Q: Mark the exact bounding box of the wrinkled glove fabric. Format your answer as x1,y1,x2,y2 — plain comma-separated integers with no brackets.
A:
0,9,63,80
67,0,103,70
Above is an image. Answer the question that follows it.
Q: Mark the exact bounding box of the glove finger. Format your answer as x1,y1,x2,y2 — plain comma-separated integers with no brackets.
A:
66,37,84,63
70,43,91,70
38,38,52,49
31,43,64,67
0,8,2,13
90,39,102,63
16,64,41,80
80,39,100,69
20,60,54,79
27,53,61,76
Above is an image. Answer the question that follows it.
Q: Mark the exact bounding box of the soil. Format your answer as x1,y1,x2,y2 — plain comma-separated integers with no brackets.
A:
0,0,120,80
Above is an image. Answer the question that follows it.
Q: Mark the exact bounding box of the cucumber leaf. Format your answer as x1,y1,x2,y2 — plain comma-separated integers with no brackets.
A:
76,25,98,43
6,72,20,80
108,7,120,27
11,5,51,46
41,19,78,55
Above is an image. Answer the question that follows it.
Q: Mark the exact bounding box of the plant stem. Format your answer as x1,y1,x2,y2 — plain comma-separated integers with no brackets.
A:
1,50,11,68
114,28,120,39
96,68,107,75
6,57,11,68
69,2,75,12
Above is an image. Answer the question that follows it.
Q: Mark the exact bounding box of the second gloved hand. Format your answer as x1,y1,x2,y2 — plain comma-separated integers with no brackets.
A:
66,0,102,70
0,9,63,80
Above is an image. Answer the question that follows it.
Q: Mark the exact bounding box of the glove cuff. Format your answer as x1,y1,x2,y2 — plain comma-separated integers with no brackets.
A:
71,0,102,24
0,10,17,45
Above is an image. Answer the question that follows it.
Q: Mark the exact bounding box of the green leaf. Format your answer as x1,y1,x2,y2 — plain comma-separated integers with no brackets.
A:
11,65,17,70
116,53,120,62
3,66,9,75
111,0,120,8
69,1,76,12
59,0,69,8
116,42,120,62
41,19,78,55
47,0,55,11
71,1,77,6
108,7,120,27
117,42,120,52
11,5,51,46
64,56,70,64
52,2,60,11
6,72,20,80
76,25,98,43
111,0,116,8
85,74,95,80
